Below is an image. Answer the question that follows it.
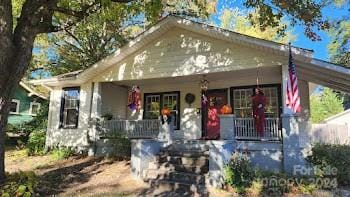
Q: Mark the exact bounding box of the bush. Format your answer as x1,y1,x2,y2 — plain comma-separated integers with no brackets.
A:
27,131,46,156
100,131,131,157
224,152,255,192
0,171,38,197
307,143,350,185
50,147,75,160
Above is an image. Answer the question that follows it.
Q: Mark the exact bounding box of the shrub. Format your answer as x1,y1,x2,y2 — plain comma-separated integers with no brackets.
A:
307,143,350,185
50,147,75,160
100,131,131,157
224,152,255,192
27,131,46,156
0,171,38,197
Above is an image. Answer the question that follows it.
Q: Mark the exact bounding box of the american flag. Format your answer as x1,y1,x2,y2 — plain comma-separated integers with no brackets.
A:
286,45,301,113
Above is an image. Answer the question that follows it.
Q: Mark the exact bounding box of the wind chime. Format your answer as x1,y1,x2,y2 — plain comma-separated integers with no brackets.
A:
127,85,141,111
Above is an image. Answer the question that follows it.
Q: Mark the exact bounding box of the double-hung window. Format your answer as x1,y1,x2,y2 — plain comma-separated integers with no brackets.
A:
231,85,281,118
30,102,41,116
144,92,180,130
60,87,80,128
10,99,20,114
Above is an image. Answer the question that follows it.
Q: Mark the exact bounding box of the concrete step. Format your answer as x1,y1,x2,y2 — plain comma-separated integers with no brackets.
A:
148,179,208,197
157,155,208,166
148,161,209,174
166,142,209,152
144,170,206,185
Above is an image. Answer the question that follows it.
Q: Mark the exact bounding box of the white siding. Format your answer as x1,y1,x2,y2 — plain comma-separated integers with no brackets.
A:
93,27,285,82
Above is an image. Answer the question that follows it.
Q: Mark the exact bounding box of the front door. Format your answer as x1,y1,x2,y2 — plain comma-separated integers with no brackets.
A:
202,89,228,139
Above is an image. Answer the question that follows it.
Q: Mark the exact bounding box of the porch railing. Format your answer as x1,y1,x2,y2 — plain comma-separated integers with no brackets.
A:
100,119,160,139
234,118,281,140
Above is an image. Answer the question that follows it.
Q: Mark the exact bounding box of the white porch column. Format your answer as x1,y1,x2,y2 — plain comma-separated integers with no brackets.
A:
219,114,235,140
91,82,102,119
88,82,102,156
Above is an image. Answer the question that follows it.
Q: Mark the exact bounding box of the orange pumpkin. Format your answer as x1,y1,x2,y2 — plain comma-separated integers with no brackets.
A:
221,105,232,114
161,107,171,116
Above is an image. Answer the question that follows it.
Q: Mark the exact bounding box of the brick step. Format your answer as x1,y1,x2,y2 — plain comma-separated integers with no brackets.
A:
148,179,208,197
144,170,206,185
159,150,209,158
156,155,208,166
148,162,209,174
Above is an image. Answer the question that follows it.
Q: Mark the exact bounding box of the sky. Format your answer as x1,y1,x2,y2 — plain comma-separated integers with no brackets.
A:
210,0,350,61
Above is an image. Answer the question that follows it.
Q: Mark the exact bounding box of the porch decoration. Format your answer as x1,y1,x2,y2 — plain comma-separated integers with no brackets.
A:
200,75,209,105
220,104,232,114
252,88,266,137
161,107,172,125
127,85,141,111
185,93,195,106
161,107,171,116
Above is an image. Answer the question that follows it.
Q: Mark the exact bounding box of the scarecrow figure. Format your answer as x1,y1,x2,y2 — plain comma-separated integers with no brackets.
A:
252,88,266,137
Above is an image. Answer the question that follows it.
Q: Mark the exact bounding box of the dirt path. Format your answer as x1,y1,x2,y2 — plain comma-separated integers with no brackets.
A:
5,149,148,196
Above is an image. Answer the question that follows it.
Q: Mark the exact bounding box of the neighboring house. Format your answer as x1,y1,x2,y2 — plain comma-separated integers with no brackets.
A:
8,81,48,126
323,109,350,125
31,16,350,189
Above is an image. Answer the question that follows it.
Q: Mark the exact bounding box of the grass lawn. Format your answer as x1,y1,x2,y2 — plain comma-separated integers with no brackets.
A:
5,147,148,196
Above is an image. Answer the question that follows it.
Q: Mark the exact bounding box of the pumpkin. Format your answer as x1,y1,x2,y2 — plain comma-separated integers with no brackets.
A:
161,107,171,116
221,104,232,114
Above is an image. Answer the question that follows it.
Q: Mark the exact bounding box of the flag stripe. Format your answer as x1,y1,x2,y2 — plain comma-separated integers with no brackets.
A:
286,47,301,113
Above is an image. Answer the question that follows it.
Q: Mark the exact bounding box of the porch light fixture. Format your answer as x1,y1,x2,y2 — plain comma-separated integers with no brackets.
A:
200,75,209,91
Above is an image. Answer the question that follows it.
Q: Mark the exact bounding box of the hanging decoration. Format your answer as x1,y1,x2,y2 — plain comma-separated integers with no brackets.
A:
200,75,209,105
127,85,141,111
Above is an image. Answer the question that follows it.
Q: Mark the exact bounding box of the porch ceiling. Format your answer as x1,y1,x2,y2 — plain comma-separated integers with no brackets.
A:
297,59,350,93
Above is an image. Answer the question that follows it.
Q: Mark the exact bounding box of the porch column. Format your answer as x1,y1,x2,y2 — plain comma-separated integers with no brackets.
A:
91,82,102,119
88,82,102,156
219,114,235,140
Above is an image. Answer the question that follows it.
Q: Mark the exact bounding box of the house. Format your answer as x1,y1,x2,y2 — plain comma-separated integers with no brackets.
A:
31,16,350,191
8,81,48,126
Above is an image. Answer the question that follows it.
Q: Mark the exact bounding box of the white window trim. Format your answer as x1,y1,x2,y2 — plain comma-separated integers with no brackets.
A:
29,102,41,116
10,99,20,114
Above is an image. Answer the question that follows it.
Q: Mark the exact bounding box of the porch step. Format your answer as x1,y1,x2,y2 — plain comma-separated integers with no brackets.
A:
143,141,210,196
148,161,209,174
144,170,206,185
159,150,209,157
147,179,208,197
156,155,208,166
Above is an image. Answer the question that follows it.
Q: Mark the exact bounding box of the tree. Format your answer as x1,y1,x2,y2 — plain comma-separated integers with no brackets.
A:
0,0,339,182
220,8,294,43
310,88,344,123
328,20,350,68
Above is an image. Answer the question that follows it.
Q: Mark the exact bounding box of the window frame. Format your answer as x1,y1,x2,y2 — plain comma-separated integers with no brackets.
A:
230,84,282,118
59,87,80,129
9,99,20,114
29,102,41,116
143,91,180,130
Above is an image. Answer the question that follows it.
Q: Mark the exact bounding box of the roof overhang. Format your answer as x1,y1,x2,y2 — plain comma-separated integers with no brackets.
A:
30,16,350,93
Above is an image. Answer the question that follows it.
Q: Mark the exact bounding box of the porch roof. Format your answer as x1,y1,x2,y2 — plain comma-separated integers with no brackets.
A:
30,15,350,93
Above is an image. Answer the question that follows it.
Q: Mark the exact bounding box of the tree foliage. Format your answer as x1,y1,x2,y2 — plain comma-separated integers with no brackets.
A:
328,20,350,68
220,8,294,43
310,88,344,123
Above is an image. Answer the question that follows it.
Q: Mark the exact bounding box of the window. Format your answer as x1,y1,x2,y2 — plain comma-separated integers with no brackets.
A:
231,85,281,118
30,102,41,115
10,99,20,114
144,92,180,130
60,87,80,128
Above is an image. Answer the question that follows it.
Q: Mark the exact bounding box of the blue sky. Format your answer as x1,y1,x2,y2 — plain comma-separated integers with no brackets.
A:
210,0,350,61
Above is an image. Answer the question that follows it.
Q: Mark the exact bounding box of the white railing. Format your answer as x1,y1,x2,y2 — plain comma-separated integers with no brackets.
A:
100,119,160,139
234,118,281,141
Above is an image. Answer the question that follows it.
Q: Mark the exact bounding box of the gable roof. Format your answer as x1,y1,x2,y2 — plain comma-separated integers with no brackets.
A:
20,81,48,100
30,15,350,92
